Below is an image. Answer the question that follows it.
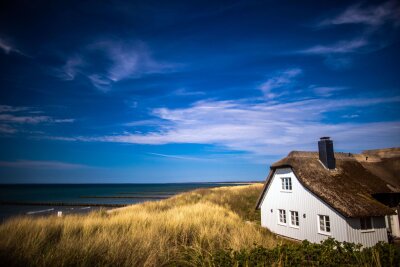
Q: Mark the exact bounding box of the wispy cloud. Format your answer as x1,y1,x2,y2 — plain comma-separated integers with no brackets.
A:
0,105,29,113
319,1,400,27
298,39,368,55
51,96,400,156
0,105,75,134
58,40,180,92
58,56,84,81
0,114,51,124
310,86,348,97
147,152,208,161
124,119,166,127
0,124,17,134
342,114,360,119
0,37,28,56
0,160,89,170
258,68,302,99
301,1,400,70
173,88,205,96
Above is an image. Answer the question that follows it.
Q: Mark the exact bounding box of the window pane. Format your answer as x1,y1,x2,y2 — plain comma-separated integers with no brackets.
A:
290,211,299,226
279,210,286,223
366,218,372,229
319,215,330,232
281,178,292,190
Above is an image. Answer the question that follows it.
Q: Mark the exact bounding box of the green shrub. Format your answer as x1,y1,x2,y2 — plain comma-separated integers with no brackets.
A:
188,238,400,267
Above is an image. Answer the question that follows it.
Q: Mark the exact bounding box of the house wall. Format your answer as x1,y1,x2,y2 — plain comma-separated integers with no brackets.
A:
260,167,387,247
346,217,388,247
387,209,400,238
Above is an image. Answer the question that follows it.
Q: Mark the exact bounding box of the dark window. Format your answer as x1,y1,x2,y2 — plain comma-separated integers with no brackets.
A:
360,217,373,230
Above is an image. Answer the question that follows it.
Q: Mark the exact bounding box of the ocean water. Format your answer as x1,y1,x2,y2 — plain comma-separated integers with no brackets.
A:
0,183,238,221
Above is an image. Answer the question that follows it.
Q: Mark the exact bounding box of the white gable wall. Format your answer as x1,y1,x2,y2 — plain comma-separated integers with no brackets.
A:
260,167,388,247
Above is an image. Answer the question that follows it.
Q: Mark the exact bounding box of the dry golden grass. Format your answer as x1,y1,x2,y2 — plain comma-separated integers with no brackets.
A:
0,184,285,266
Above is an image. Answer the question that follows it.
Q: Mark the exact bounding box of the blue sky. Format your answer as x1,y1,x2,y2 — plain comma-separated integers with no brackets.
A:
0,0,399,183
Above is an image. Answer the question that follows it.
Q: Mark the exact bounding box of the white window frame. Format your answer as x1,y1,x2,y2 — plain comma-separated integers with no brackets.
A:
278,209,287,225
318,215,331,236
289,210,299,228
281,177,292,191
360,217,374,232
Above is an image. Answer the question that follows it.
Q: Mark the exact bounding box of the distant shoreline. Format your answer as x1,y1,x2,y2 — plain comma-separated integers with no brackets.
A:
0,182,262,220
0,181,263,186
0,201,127,208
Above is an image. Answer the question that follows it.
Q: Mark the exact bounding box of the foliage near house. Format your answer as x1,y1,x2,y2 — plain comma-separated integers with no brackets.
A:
0,183,398,266
183,239,399,266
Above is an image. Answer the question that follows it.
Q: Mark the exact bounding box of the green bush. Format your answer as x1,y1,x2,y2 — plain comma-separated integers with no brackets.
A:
186,238,400,267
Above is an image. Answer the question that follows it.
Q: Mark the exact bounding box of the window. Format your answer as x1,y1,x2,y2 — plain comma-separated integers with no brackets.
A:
360,217,373,231
281,177,292,191
290,211,299,227
319,215,331,234
278,209,286,224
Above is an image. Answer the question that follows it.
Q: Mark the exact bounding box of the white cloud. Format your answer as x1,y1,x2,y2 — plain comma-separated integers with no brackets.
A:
147,152,209,161
258,68,302,98
302,1,400,69
173,88,205,96
124,119,166,127
311,86,348,97
342,114,360,119
0,37,29,57
0,124,16,134
0,105,75,134
299,39,368,55
53,118,75,123
0,114,51,124
0,160,89,170
0,105,29,113
59,40,179,91
88,74,113,92
0,39,13,54
58,56,84,80
319,1,400,27
53,96,400,156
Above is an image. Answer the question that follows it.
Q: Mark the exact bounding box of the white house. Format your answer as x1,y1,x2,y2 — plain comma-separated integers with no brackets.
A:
256,137,400,247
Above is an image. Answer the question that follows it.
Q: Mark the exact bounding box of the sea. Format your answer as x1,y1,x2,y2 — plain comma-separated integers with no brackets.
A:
0,183,243,221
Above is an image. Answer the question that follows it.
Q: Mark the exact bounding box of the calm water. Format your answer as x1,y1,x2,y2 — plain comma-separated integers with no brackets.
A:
0,183,238,221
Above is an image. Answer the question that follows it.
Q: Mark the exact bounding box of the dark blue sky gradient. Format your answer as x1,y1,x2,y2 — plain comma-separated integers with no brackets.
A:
0,0,399,183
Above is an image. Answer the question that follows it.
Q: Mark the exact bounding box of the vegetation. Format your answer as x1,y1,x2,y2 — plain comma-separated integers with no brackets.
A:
184,239,399,267
0,184,284,266
0,184,398,266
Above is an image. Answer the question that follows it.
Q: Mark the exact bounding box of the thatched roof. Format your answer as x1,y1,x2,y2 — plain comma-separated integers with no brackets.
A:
256,149,400,218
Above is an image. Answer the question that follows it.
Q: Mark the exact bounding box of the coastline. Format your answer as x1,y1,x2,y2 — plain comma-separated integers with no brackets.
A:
0,182,254,221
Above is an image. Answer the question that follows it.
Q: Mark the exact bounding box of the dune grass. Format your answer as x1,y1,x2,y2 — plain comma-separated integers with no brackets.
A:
0,183,285,266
